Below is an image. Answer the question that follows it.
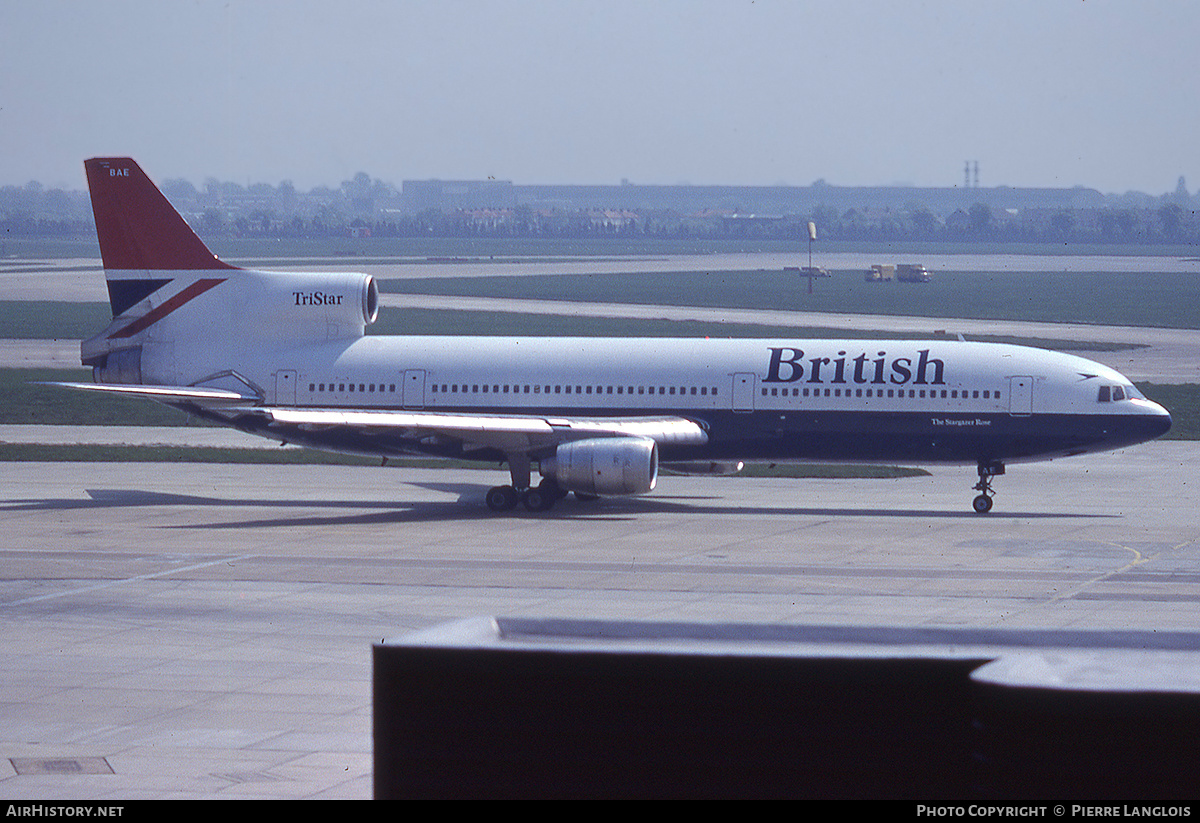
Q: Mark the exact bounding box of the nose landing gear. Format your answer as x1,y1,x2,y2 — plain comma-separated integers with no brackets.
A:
972,461,1004,514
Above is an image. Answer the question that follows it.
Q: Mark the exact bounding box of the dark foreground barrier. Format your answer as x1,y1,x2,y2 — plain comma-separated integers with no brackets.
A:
374,618,1200,798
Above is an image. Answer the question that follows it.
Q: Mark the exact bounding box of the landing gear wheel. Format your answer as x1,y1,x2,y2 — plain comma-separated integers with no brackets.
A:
522,487,554,512
486,485,520,512
522,479,565,512
973,494,993,514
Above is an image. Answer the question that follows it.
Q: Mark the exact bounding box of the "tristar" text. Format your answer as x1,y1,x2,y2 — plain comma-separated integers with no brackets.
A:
765,347,946,385
293,292,344,306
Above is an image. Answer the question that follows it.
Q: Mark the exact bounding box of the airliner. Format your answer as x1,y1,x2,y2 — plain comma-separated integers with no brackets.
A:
54,157,1172,514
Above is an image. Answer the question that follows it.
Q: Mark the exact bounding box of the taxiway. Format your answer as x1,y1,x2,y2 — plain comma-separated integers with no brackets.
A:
0,443,1197,798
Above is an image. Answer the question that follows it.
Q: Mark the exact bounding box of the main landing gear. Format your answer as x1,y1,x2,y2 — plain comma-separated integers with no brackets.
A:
486,454,568,513
972,461,1004,514
486,479,567,513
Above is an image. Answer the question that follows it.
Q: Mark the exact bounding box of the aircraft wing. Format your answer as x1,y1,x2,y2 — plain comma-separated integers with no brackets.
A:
42,381,708,455
261,407,709,455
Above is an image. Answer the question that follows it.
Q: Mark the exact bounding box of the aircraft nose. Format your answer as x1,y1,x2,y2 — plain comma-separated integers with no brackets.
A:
1150,402,1173,438
1104,399,1172,451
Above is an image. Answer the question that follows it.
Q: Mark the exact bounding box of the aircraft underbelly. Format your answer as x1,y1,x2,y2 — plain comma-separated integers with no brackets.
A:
237,406,1149,466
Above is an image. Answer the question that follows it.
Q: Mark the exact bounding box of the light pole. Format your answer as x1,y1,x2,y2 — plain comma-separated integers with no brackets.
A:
807,221,816,294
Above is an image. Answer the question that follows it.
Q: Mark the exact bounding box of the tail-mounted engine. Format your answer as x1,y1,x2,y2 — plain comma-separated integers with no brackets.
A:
80,271,379,381
91,346,142,384
251,271,378,343
541,437,659,496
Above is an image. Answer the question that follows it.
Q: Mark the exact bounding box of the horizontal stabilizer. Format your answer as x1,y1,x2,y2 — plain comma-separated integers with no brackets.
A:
41,382,260,407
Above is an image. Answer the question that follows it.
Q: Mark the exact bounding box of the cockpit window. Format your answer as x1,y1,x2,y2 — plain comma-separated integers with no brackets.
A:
1098,384,1139,402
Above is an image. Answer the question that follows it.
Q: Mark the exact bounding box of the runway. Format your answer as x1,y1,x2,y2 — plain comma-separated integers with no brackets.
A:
0,443,1198,798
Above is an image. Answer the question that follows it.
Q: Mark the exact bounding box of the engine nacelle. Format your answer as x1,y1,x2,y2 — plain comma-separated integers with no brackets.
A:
92,345,142,384
542,437,658,496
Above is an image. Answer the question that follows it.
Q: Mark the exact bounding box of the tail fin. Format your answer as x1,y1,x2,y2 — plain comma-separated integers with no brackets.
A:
85,158,235,273
83,158,236,381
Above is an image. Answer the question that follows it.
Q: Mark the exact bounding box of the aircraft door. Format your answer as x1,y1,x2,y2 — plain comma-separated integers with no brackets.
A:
732,373,756,413
403,369,426,409
1008,376,1033,415
275,370,297,406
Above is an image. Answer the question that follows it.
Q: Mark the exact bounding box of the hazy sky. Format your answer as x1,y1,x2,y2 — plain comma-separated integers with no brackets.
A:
3,0,1197,193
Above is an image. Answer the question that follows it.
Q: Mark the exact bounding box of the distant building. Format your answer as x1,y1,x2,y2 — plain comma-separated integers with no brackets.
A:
402,179,516,213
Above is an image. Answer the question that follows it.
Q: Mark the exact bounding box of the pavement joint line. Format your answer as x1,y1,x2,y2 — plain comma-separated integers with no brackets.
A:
5,553,257,606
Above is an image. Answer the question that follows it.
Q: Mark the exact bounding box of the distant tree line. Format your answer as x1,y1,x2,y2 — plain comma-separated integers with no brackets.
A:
3,174,1198,245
